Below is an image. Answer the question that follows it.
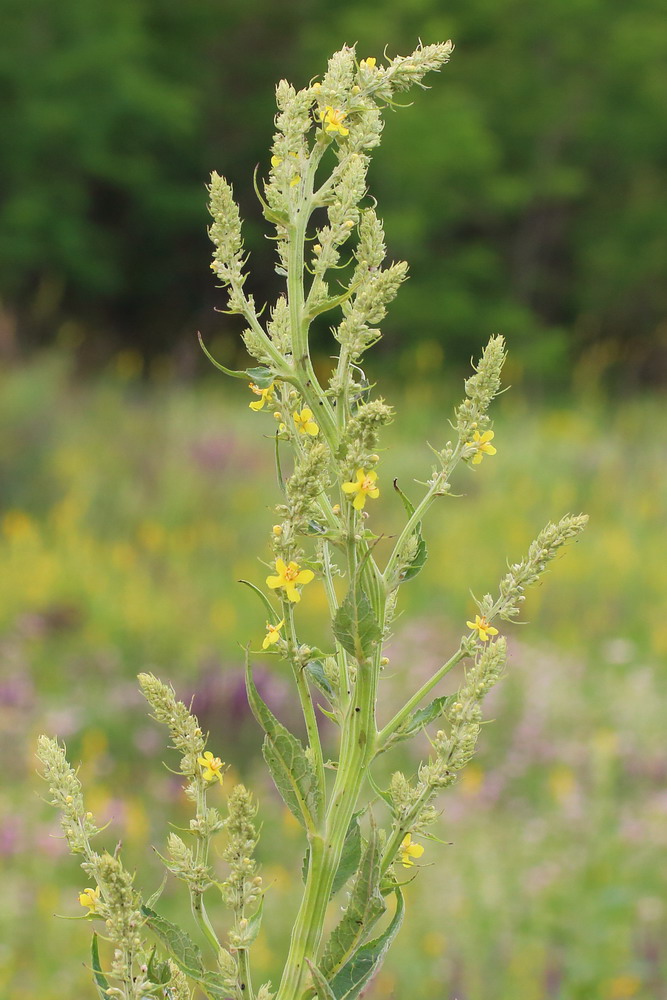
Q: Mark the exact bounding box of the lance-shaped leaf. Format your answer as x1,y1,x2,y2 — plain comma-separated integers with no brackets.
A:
320,823,386,979
391,479,428,584
91,934,113,1000
384,695,452,751
329,888,405,1000
332,588,381,663
198,333,274,387
307,960,337,1000
147,947,171,986
246,663,322,829
330,812,363,898
398,531,428,583
305,660,337,705
141,907,231,1000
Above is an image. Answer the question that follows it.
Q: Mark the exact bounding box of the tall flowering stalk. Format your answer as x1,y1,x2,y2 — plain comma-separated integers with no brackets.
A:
38,43,587,1000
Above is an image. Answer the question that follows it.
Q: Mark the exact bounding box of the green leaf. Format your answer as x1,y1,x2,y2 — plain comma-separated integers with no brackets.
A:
238,579,278,620
244,897,264,946
330,812,363,898
388,695,452,749
366,769,394,806
321,823,386,979
305,660,337,704
245,662,322,829
302,810,363,894
399,531,428,583
141,906,204,978
198,332,273,387
332,588,381,663
145,873,168,910
307,960,337,1000
329,888,405,1000
91,933,112,1000
147,946,171,986
141,907,231,1000
393,478,415,516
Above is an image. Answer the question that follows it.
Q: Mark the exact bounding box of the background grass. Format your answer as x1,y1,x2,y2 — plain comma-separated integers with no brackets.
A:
1,353,666,999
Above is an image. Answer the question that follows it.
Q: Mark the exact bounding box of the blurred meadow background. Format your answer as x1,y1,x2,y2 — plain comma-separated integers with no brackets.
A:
2,2,667,999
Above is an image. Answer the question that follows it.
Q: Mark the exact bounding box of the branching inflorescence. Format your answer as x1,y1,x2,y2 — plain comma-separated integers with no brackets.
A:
38,42,587,1000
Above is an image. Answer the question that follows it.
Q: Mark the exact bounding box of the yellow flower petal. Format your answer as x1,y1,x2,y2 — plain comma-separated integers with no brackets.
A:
295,569,314,585
352,492,367,510
342,482,359,494
266,575,283,589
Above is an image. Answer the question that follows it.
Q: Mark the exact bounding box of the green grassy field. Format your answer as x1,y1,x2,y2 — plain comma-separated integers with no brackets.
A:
1,354,666,999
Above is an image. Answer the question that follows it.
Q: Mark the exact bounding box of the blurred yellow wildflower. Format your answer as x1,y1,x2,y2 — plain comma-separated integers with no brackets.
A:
605,975,641,999
399,833,424,868
293,408,319,436
342,469,380,510
266,558,314,603
198,751,225,785
249,382,275,411
360,57,377,69
467,614,499,642
319,106,349,136
471,429,497,465
263,619,285,649
79,886,100,912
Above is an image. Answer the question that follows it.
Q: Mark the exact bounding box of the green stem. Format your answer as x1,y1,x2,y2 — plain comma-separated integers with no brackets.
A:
376,645,467,749
238,948,254,1000
285,603,326,815
275,660,377,1000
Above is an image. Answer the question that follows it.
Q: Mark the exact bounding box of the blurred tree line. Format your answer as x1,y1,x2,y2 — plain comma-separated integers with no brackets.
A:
1,0,666,383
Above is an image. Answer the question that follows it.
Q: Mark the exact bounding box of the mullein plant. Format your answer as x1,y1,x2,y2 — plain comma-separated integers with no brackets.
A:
38,42,587,1000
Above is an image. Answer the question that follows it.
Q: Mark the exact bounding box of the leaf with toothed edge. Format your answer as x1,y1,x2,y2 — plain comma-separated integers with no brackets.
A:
332,588,381,663
387,694,452,749
328,887,405,1000
320,822,386,979
245,658,322,828
141,907,231,1000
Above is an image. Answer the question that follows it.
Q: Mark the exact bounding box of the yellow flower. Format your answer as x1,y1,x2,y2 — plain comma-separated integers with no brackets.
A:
262,619,285,649
360,57,377,69
293,408,319,436
79,886,100,912
289,174,301,188
319,106,349,136
249,382,275,411
399,834,424,868
266,558,315,603
271,154,283,167
471,429,497,465
466,614,499,642
341,468,380,510
198,750,225,785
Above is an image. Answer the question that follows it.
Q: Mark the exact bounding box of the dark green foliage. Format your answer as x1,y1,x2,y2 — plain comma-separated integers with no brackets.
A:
2,0,665,379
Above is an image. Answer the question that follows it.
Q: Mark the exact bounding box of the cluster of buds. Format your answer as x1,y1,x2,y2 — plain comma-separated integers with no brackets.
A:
36,735,99,854
222,785,263,948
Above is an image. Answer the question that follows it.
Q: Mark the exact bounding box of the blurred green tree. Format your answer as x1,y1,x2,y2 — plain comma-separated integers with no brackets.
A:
1,0,666,381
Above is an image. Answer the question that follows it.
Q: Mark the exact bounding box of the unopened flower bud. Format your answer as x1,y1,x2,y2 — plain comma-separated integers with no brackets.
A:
272,525,283,536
